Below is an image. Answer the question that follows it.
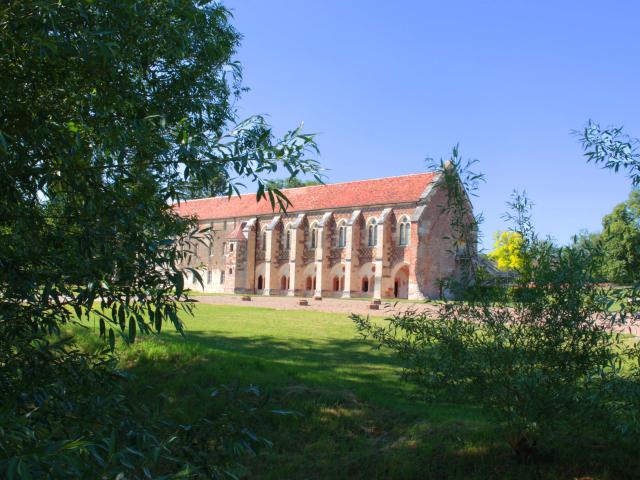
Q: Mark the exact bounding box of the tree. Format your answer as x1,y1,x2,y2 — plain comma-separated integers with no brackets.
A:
594,190,640,284
182,174,230,200
266,176,323,190
181,174,322,201
579,122,640,284
487,230,524,271
0,1,319,477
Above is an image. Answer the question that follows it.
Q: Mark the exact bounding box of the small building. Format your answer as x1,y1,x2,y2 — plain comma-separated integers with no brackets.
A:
174,171,473,299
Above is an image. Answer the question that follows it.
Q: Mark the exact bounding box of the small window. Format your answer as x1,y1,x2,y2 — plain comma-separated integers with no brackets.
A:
229,243,234,252
367,219,377,247
262,230,267,251
338,222,347,247
220,271,225,284
399,217,410,246
310,223,318,249
207,270,212,284
286,228,291,250
228,268,233,275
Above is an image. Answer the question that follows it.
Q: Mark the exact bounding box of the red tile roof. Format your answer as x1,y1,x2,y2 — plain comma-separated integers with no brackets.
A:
174,172,436,220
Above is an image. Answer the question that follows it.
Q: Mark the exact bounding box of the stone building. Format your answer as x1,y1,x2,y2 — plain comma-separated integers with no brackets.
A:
174,171,472,300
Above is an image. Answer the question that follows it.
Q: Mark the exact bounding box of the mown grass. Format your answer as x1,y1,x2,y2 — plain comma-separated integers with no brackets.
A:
72,304,633,479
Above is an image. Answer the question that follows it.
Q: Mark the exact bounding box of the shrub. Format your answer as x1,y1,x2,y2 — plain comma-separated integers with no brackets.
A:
0,327,276,479
352,168,640,468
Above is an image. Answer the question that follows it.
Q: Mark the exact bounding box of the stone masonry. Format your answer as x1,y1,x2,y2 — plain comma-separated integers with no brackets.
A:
174,171,474,300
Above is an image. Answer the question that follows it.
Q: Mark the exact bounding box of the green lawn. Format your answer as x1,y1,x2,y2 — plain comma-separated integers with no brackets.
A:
74,304,627,479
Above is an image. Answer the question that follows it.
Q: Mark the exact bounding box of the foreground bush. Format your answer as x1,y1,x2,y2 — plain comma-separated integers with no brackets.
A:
0,326,279,479
353,186,640,471
0,1,319,477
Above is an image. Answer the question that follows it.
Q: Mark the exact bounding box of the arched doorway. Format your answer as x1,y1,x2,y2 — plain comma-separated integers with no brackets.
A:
306,276,313,291
361,277,369,293
333,276,340,291
393,265,410,299
280,275,288,291
257,275,263,291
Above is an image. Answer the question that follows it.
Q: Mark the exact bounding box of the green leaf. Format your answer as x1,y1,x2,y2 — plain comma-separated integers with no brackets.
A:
175,271,184,298
128,315,136,343
108,328,115,351
118,303,126,331
155,308,162,332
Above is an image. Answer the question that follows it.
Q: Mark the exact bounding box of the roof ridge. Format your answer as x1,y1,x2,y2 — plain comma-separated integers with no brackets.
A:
180,171,436,203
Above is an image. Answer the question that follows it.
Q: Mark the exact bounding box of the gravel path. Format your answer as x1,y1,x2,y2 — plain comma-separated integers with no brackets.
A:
192,294,438,317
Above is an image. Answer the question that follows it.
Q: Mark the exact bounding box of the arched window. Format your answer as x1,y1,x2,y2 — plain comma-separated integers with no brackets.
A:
362,277,369,292
367,218,377,247
399,217,410,246
261,230,267,251
281,275,288,290
338,221,347,248
310,222,318,249
257,275,263,290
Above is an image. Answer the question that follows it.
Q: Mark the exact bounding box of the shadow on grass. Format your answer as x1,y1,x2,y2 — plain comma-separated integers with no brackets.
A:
128,327,484,419
58,322,639,480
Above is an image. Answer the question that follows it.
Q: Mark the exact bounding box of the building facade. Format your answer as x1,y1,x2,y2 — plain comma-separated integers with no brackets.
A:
175,171,471,300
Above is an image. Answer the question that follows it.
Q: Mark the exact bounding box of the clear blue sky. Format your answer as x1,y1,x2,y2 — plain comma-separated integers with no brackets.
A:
226,0,639,250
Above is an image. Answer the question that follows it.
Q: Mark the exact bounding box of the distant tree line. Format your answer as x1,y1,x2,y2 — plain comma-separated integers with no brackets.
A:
490,189,640,286
576,189,640,285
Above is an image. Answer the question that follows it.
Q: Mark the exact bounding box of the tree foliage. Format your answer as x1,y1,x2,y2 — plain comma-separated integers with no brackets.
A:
352,153,640,471
0,1,319,477
579,120,640,186
595,190,640,284
266,176,322,190
579,122,640,285
487,230,524,271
